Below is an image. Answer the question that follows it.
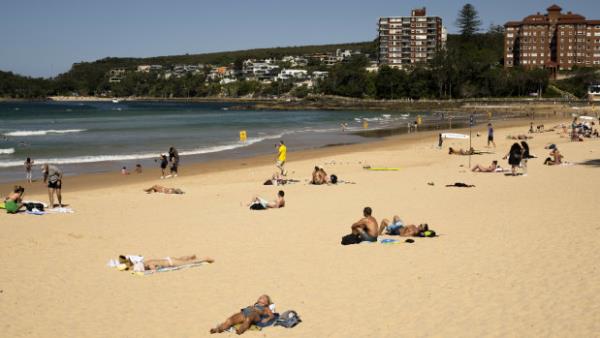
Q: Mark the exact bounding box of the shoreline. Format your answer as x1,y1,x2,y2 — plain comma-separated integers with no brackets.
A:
0,116,560,195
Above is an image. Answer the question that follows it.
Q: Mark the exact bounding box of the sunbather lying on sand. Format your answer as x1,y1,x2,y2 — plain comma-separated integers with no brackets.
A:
210,295,275,335
118,254,213,272
379,216,429,237
4,185,25,214
144,185,184,194
248,190,285,210
471,160,499,172
448,147,475,155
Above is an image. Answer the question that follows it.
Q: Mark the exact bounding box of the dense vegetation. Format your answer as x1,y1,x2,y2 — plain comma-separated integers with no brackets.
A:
0,4,598,100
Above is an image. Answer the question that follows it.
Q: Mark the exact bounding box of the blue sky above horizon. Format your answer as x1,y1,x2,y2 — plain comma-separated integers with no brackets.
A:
1,0,599,78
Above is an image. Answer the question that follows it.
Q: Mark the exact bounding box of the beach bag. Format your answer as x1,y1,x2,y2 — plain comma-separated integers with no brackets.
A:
341,233,362,245
25,202,44,212
330,174,338,184
275,310,301,328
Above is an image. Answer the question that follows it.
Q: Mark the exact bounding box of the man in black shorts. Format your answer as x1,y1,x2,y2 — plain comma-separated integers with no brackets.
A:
42,164,63,208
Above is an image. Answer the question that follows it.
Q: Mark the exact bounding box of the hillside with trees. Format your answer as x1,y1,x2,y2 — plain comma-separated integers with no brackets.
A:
1,4,598,101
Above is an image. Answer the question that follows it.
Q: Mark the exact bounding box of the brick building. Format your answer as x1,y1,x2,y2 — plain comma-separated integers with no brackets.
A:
378,8,446,68
504,4,600,70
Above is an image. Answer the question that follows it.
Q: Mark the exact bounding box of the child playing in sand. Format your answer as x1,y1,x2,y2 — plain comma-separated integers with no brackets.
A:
210,295,275,335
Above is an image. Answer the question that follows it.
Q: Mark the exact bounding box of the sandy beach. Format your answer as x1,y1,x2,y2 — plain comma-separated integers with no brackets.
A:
1,119,599,337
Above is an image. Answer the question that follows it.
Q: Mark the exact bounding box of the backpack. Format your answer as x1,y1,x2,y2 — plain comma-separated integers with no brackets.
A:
275,310,301,328
341,233,362,245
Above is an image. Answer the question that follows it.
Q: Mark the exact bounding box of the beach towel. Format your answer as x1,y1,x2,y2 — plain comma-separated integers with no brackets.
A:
46,207,74,214
364,167,400,171
0,202,4,209
139,261,212,276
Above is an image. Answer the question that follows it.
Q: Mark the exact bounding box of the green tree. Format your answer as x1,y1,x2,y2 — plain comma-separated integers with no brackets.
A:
456,4,482,37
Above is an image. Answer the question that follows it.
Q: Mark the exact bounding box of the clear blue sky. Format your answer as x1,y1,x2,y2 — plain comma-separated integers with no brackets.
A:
1,0,598,78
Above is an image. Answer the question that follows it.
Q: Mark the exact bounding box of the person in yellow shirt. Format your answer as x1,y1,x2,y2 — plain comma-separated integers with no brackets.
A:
276,140,287,176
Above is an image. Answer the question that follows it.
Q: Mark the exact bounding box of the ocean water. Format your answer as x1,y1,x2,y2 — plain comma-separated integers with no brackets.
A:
0,101,421,182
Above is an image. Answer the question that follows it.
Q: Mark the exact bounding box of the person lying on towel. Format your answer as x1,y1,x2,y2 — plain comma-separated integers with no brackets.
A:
210,295,276,335
379,216,430,237
118,254,213,272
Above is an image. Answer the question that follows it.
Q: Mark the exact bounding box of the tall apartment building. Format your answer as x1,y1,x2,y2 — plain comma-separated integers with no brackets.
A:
505,4,600,70
378,8,446,68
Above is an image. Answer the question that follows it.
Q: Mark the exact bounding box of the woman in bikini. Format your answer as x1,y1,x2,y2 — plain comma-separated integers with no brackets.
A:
118,254,213,272
210,295,275,335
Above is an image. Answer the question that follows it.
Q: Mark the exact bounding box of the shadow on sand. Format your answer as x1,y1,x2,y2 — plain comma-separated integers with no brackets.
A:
579,159,600,167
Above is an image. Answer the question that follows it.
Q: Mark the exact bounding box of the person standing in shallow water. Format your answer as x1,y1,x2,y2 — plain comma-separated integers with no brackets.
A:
24,157,34,183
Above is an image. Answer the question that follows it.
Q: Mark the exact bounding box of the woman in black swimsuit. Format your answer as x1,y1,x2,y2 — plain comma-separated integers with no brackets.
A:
210,295,275,335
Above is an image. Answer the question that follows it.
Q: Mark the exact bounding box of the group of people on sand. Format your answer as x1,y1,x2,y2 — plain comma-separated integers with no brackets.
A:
341,207,432,245
157,146,180,179
310,166,337,185
4,162,64,213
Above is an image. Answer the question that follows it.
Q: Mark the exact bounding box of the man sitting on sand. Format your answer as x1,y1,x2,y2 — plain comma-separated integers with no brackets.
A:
471,160,499,172
379,216,429,237
248,190,285,210
118,254,213,272
342,207,379,243
4,185,25,214
144,185,184,194
448,147,475,155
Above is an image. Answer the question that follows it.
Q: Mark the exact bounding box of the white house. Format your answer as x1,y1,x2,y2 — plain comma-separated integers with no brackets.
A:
277,69,308,81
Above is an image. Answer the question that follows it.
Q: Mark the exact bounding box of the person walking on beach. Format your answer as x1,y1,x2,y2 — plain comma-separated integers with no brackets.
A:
168,146,179,178
276,140,287,176
487,123,496,148
158,154,168,179
24,157,34,183
42,164,63,208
